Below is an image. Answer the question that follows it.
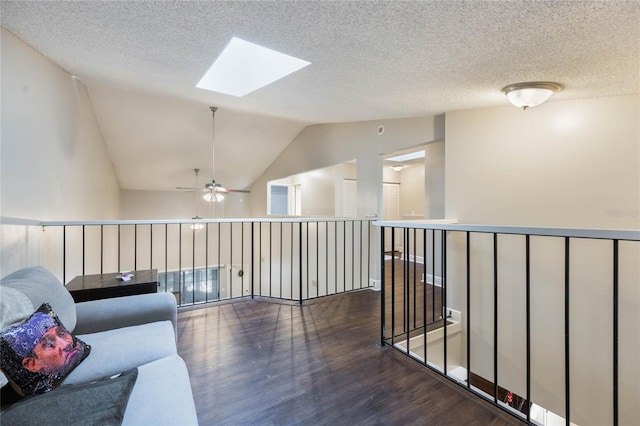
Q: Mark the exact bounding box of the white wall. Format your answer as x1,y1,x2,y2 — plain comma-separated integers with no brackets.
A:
382,140,445,221
269,164,344,216
251,116,443,285
425,140,445,218
291,167,336,216
250,116,443,218
446,95,639,229
399,163,425,219
0,29,120,277
119,189,250,220
334,163,357,217
444,95,639,425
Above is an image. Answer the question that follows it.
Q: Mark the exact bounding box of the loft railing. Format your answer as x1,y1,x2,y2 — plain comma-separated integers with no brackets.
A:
39,218,373,306
374,221,639,426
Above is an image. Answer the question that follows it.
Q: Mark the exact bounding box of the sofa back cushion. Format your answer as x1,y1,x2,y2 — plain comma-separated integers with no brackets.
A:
0,266,76,332
0,286,35,388
0,286,34,331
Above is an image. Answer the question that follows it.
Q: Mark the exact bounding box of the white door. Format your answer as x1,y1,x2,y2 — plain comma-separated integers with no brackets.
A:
293,184,302,216
343,180,357,217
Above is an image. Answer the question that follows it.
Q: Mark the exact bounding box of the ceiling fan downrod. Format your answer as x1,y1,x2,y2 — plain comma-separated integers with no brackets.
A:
209,106,218,188
203,106,225,202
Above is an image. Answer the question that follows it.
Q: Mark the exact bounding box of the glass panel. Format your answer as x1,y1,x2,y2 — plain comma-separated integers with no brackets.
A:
158,267,220,306
270,185,289,215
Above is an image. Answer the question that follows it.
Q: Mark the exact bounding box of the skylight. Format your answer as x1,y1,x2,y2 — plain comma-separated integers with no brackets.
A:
196,37,311,97
386,151,425,162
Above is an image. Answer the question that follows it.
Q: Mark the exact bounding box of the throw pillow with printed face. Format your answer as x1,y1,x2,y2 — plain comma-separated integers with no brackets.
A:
0,303,91,396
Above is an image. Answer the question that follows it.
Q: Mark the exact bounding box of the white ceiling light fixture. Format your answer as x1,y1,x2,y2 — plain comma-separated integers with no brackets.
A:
392,165,405,172
502,82,563,110
176,107,250,203
196,37,311,97
203,190,225,203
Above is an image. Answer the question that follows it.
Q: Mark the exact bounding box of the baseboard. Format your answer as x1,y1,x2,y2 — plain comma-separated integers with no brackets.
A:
397,254,443,287
422,273,443,287
370,278,381,291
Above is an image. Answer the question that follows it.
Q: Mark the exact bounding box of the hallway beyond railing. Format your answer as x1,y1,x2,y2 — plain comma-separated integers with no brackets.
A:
374,221,639,426
39,218,373,306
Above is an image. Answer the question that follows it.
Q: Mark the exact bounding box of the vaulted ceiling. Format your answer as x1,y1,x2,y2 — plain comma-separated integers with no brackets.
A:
2,1,638,191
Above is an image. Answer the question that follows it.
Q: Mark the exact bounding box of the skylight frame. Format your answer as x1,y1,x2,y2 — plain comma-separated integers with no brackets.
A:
386,151,425,162
196,37,311,97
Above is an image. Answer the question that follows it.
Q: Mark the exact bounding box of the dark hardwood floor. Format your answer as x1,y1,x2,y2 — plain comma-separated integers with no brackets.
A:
384,258,445,343
177,289,522,425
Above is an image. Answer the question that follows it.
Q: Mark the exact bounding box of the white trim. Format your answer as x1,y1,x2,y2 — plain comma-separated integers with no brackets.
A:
38,217,376,226
158,264,227,274
0,217,42,226
399,254,443,287
370,278,382,291
423,273,443,287
374,220,640,241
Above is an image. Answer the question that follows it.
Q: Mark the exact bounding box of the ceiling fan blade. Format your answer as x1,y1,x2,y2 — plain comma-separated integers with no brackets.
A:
177,186,249,193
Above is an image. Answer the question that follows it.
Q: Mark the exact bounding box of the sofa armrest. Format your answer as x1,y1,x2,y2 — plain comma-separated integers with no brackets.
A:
73,293,177,337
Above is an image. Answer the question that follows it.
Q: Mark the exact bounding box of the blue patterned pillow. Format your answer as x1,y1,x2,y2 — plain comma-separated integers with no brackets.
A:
0,303,90,396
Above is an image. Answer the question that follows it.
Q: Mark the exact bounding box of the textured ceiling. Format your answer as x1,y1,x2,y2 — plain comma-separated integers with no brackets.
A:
2,1,639,190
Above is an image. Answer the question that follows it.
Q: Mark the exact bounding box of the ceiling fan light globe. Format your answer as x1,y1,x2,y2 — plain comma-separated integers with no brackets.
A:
203,191,225,202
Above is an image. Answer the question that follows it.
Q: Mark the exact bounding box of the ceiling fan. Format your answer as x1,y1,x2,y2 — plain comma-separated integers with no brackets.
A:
176,107,250,202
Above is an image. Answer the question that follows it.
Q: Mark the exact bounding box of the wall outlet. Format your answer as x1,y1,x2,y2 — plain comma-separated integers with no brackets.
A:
446,309,462,323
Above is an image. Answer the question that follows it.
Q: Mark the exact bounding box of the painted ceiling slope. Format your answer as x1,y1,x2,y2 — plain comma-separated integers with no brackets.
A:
87,85,305,191
2,1,638,190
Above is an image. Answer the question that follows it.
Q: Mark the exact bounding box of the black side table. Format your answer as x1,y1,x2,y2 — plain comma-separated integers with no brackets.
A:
65,269,158,302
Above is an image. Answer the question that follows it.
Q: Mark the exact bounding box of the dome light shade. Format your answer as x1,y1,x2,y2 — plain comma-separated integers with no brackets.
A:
203,191,225,202
502,82,562,110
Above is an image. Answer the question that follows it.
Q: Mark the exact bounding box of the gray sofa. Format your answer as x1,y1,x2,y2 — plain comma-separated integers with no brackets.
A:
0,266,198,425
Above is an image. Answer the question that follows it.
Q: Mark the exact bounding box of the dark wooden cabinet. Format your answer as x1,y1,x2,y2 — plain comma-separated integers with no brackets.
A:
65,269,158,302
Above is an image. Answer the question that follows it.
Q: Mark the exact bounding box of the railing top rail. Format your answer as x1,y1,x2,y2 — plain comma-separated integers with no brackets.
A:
373,220,640,241
0,217,43,226
36,217,375,227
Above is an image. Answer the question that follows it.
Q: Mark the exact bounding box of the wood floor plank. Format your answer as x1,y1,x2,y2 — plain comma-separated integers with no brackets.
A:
177,289,522,425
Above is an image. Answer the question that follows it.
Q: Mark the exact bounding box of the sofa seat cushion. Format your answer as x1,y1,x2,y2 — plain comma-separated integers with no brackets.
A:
123,355,198,426
64,320,176,386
